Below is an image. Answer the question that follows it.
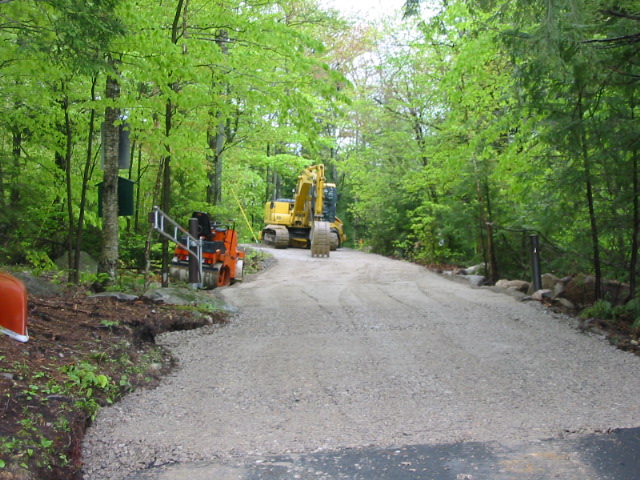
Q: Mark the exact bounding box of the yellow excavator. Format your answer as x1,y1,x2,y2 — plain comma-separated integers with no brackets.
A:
262,164,346,257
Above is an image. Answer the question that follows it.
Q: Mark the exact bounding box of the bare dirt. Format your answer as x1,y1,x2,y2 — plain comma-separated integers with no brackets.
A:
0,291,223,480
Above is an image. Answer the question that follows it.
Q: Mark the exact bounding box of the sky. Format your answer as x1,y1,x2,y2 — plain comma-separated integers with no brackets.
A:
319,0,406,20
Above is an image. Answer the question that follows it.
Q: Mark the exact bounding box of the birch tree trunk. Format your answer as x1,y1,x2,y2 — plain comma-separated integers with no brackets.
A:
206,28,229,205
98,71,121,284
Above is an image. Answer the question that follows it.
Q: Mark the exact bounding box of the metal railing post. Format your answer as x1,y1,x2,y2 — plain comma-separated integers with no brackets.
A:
530,234,542,292
188,218,200,289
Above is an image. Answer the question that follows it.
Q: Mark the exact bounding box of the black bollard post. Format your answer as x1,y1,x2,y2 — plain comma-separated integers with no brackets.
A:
530,234,542,291
189,218,200,288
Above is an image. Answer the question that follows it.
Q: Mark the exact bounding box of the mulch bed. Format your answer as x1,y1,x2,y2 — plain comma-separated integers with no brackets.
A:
0,292,223,480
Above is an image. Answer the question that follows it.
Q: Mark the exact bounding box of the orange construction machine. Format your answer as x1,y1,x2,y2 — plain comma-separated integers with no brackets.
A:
0,272,28,342
170,212,244,288
150,207,244,289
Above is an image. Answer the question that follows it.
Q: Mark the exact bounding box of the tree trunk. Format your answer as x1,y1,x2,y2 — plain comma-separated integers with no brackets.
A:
577,93,602,300
98,71,121,284
206,28,229,205
160,0,185,287
265,145,273,202
144,152,168,291
72,76,99,284
134,146,143,232
583,159,602,299
61,94,76,281
11,128,22,206
265,163,271,203
207,113,225,205
629,149,638,301
161,98,173,288
473,157,498,283
126,141,135,233
0,157,5,209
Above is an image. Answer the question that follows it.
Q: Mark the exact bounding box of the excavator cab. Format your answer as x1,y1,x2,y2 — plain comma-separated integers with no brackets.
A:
322,185,338,223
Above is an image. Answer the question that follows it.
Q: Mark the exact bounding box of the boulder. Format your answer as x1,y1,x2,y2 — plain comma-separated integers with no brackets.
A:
527,273,561,295
90,292,139,301
554,274,629,308
463,264,486,275
141,287,235,312
552,280,566,299
541,273,560,290
55,251,98,275
464,275,487,287
12,272,64,297
602,279,630,306
553,297,576,312
531,289,552,301
142,287,202,306
495,279,530,293
561,274,596,308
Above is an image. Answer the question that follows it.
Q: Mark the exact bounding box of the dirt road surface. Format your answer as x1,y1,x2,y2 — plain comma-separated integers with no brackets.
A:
82,247,640,479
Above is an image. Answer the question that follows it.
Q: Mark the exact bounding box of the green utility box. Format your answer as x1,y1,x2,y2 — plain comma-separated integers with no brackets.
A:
97,176,135,217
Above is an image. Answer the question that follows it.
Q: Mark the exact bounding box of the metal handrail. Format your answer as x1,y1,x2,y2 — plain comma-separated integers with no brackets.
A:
149,206,203,288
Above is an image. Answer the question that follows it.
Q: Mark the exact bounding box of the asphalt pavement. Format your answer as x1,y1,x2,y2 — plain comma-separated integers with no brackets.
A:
127,427,640,479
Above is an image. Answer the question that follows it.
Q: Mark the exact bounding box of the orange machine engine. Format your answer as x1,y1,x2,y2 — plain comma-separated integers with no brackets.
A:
171,212,245,288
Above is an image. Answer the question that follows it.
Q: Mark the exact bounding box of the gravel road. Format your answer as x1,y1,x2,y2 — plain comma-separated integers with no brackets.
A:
81,247,640,479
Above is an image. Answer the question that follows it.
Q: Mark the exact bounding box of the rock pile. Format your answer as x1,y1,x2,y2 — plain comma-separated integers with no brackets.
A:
442,265,630,313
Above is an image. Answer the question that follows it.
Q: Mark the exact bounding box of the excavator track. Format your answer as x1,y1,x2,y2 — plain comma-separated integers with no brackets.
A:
311,221,331,257
262,225,290,249
329,229,340,251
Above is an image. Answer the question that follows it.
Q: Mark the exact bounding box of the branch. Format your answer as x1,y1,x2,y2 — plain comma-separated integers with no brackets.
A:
600,10,640,22
584,33,640,47
581,10,640,48
606,65,640,78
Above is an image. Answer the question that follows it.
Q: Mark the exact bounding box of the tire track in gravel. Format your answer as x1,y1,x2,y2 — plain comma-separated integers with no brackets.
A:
82,247,640,480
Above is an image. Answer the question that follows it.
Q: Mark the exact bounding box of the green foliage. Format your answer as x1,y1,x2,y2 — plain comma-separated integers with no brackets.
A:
60,362,113,416
119,232,152,268
580,299,614,320
332,0,640,291
22,247,56,273
613,298,640,328
99,319,121,329
1,0,639,294
0,335,167,474
242,248,272,275
0,0,350,282
581,298,640,329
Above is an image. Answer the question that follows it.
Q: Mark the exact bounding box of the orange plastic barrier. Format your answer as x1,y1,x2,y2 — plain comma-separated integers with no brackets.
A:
0,272,28,342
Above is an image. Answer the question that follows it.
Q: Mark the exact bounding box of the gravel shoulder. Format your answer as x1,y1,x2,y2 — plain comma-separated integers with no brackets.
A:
81,247,640,480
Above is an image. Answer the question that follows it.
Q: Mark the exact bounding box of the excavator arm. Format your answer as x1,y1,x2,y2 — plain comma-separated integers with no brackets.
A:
291,164,325,225
291,165,330,256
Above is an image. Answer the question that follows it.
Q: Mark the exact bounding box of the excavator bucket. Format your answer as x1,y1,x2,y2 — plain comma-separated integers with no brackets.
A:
0,272,28,342
311,221,331,258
